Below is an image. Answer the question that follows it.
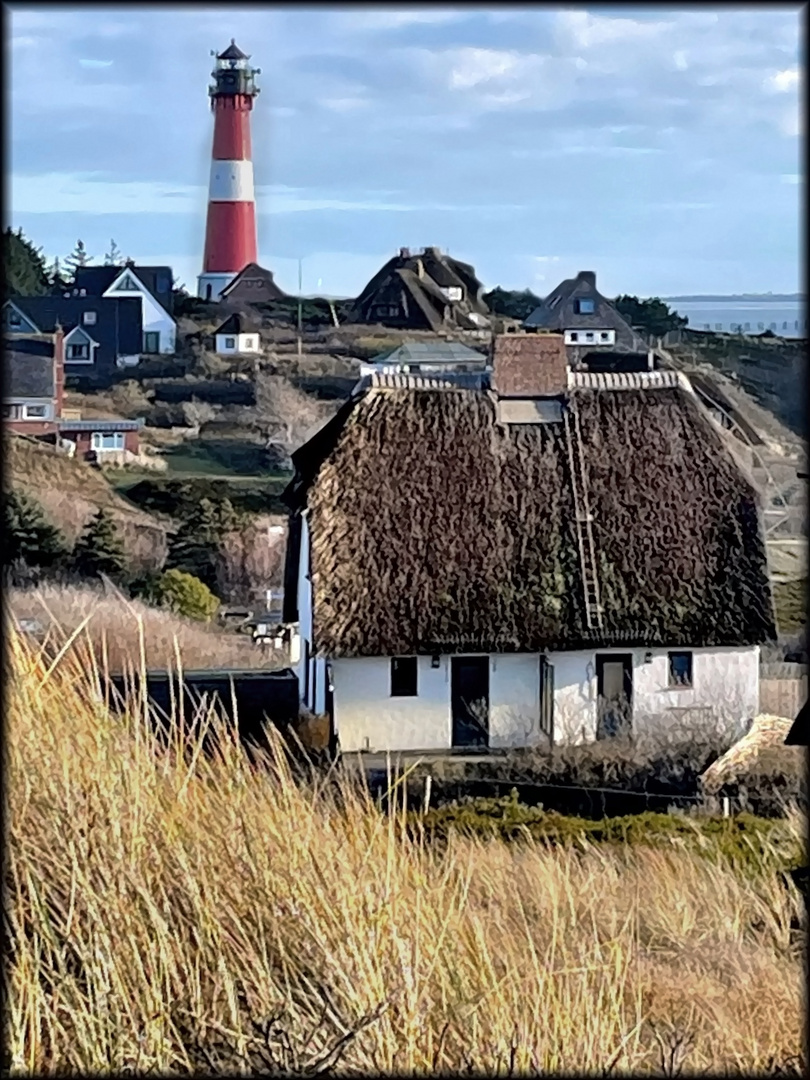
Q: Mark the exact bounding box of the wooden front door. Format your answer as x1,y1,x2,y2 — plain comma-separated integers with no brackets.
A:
596,654,633,738
451,656,489,748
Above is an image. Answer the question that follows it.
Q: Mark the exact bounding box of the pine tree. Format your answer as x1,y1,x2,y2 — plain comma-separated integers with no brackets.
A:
3,227,50,296
3,490,69,567
64,239,93,274
72,508,127,579
166,498,242,593
104,239,124,266
46,256,70,293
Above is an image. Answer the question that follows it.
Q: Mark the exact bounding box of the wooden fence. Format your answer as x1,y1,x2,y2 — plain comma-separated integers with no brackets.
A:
759,662,808,718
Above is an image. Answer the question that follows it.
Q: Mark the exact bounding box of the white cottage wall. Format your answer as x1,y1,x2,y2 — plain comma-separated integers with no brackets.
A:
331,656,452,752
488,654,543,749
548,646,760,745
296,514,313,705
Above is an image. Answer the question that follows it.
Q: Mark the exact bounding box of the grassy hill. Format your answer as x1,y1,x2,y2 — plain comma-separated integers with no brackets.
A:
4,434,168,571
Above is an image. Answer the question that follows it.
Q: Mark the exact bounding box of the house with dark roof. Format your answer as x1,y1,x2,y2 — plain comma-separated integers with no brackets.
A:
214,311,262,355
4,295,142,386
218,262,286,306
4,330,145,459
523,271,648,363
3,332,64,435
347,247,491,332
69,262,177,354
281,331,775,754
359,340,489,377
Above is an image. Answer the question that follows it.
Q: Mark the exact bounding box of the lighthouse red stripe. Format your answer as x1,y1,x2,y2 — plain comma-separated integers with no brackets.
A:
202,201,257,273
212,103,253,160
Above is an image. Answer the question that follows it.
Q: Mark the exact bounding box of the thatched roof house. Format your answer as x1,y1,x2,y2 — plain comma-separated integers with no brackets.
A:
346,247,490,332
282,334,776,754
700,713,804,797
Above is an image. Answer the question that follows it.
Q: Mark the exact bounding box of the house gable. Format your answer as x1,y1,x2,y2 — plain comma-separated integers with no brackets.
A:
3,301,40,334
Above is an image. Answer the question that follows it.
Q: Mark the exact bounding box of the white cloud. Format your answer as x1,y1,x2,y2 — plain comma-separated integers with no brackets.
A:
765,67,800,93
555,10,674,50
447,48,522,89
333,9,465,32
79,59,114,69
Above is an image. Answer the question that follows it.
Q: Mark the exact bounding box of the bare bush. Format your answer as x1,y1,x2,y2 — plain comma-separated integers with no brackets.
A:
110,380,154,418
251,373,332,457
180,397,218,430
216,516,287,606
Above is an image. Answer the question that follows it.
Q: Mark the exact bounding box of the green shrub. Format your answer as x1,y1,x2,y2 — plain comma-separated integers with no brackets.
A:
410,790,804,877
145,569,220,622
3,489,70,569
71,508,127,579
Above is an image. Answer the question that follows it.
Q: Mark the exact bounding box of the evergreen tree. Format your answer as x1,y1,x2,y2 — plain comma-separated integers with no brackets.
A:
613,295,688,338
64,239,93,274
71,508,127,579
482,286,543,321
46,256,71,293
3,227,50,296
104,239,124,266
166,498,242,593
3,490,69,568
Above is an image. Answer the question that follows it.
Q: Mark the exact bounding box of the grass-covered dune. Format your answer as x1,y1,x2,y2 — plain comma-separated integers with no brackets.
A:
6,626,806,1075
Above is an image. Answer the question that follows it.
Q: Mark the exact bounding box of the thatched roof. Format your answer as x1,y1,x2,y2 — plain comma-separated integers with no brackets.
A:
700,714,804,794
285,383,776,658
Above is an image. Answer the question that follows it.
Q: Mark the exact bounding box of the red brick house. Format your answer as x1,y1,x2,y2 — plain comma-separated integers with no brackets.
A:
4,328,144,461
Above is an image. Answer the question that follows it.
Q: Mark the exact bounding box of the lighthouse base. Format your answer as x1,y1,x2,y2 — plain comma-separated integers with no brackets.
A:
197,272,237,302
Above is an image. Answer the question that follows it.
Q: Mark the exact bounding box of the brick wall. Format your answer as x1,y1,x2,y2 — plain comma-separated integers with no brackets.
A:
492,332,568,397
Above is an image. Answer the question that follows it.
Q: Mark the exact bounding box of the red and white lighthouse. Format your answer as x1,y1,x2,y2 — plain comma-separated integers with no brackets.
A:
197,40,261,301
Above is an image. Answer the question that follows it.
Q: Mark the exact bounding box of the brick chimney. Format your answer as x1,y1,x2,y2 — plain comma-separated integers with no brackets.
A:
53,323,65,420
577,270,596,288
492,331,568,397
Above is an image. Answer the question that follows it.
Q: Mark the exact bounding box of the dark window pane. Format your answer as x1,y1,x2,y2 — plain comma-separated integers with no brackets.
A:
391,656,418,697
668,651,693,687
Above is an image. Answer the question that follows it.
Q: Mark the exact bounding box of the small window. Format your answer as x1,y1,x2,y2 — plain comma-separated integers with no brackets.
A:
246,279,254,288
568,331,578,343
575,298,595,314
67,343,90,359
600,331,610,341
225,336,236,348
79,288,87,297
8,309,22,327
549,295,562,309
584,331,595,342
91,432,125,451
82,311,97,325
390,656,418,697
256,280,265,288
668,652,693,688
24,405,48,418
143,332,160,353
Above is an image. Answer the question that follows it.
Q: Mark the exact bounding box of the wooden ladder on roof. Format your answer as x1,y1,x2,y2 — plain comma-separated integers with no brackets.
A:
563,395,604,633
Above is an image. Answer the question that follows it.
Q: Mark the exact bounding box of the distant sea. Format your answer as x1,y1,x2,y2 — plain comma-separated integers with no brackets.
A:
664,297,806,338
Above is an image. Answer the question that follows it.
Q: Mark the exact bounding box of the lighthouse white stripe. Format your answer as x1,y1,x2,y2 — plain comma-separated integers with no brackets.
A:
208,159,255,202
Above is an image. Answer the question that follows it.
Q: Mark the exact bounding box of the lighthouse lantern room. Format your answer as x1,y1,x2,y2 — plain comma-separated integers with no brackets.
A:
197,41,261,301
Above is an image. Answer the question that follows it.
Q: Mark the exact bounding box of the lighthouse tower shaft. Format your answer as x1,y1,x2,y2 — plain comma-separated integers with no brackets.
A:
198,41,260,301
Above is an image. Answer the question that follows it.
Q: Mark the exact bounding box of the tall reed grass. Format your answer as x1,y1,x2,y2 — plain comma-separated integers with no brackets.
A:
5,622,806,1075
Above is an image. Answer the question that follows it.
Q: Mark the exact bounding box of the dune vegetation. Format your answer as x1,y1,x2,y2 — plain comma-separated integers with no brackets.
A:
5,623,806,1075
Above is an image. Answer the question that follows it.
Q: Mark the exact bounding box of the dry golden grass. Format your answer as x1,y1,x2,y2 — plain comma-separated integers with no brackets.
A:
6,584,283,674
6,624,806,1075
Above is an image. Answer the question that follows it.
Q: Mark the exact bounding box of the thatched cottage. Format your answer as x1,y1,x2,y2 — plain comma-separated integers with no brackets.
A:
282,333,775,754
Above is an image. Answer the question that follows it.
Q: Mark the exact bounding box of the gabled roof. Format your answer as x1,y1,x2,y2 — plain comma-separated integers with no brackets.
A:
72,264,175,314
215,311,261,335
523,271,646,351
219,262,286,301
284,381,775,658
5,337,55,399
371,341,488,366
347,247,490,330
7,296,142,358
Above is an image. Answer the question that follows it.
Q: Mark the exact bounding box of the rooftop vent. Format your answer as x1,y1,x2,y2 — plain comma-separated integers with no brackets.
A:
399,247,411,258
577,271,596,288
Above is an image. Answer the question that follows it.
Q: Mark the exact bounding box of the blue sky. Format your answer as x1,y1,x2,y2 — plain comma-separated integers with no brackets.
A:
9,4,802,298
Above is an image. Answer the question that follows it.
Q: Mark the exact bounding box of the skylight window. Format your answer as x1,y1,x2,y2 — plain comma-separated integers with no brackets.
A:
575,298,595,314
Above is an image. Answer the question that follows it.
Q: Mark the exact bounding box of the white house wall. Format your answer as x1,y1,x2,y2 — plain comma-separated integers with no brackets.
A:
329,646,760,754
296,514,314,706
538,646,759,745
102,278,176,355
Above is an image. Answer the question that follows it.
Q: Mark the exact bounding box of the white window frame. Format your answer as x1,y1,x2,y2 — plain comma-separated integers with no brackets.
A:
23,404,49,419
66,342,91,361
82,311,97,326
91,431,125,451
225,336,236,348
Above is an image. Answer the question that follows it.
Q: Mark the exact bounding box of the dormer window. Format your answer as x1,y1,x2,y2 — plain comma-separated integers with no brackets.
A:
575,298,595,314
